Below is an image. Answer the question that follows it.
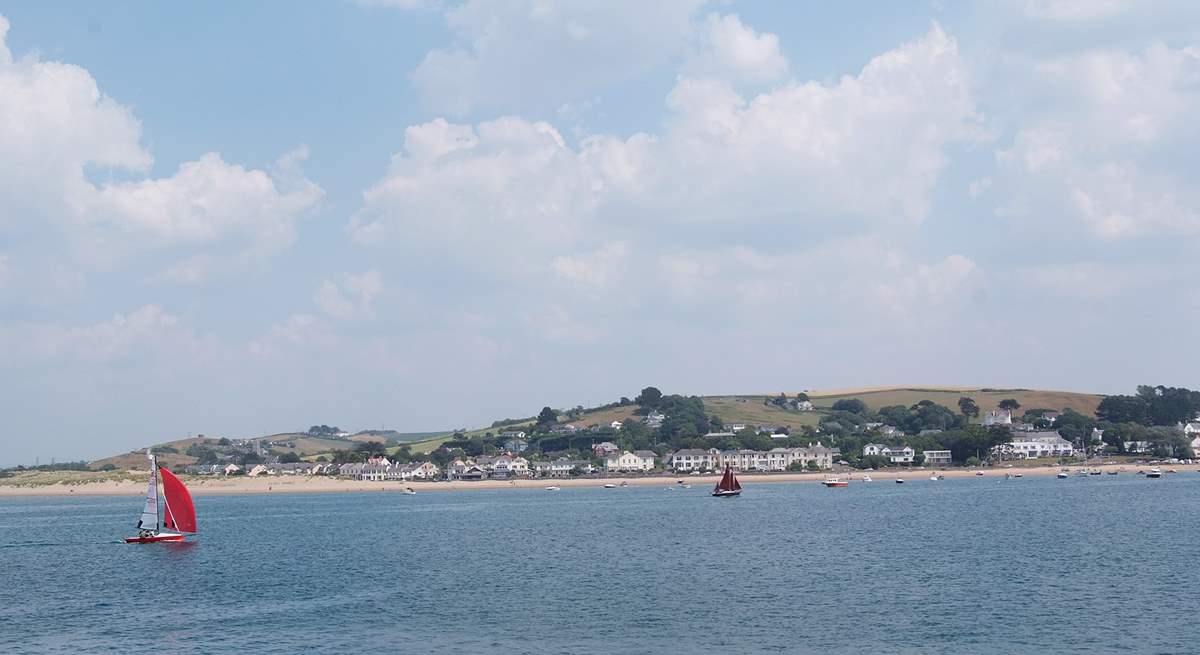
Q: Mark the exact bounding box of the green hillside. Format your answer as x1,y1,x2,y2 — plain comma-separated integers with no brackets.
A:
87,386,1105,464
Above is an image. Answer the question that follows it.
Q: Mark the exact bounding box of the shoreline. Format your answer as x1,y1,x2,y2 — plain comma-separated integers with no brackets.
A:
1,463,1193,497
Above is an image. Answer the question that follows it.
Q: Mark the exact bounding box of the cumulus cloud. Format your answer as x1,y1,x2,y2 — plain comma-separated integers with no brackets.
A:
409,0,707,115
315,270,383,319
550,241,629,290
685,13,788,84
0,17,323,283
18,305,211,364
993,42,1200,238
357,23,982,269
1022,0,1133,21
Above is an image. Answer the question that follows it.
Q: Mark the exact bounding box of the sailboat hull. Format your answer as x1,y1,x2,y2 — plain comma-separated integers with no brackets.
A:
711,490,741,497
124,531,186,544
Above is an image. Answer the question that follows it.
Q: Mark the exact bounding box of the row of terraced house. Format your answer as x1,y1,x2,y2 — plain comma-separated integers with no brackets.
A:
666,444,836,472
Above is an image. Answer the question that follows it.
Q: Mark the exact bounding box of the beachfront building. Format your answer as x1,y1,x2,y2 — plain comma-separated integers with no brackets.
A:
863,444,915,464
994,432,1075,459
669,448,721,472
604,450,656,472
491,455,530,478
923,450,952,467
532,457,589,477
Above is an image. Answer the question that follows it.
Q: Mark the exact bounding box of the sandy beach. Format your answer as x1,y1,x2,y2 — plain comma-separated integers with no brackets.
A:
2,462,1195,497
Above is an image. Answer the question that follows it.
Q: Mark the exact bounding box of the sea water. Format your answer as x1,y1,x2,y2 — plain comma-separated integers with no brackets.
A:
2,475,1198,654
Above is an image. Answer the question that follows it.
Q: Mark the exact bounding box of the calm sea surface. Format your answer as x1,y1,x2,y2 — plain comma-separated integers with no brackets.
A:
2,475,1199,654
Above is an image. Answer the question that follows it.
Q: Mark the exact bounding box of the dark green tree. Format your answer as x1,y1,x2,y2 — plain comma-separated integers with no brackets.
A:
998,399,1021,412
832,398,868,415
537,406,559,426
635,387,663,410
958,396,980,418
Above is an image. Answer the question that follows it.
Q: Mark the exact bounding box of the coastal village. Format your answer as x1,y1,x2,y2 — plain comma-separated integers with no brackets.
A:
160,386,1200,485
9,385,1198,488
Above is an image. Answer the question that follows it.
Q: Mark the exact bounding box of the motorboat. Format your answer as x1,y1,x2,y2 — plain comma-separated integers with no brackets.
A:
822,478,848,488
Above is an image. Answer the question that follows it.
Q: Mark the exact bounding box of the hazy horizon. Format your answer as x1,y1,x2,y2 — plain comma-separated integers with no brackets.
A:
2,1,1198,466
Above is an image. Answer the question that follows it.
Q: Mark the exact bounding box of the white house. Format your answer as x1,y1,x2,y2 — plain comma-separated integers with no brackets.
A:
984,409,1013,426
491,455,530,478
668,448,721,472
1124,441,1152,454
996,432,1075,459
1183,422,1200,438
610,421,624,430
533,457,587,477
862,443,914,464
923,450,952,466
223,464,242,475
605,450,655,472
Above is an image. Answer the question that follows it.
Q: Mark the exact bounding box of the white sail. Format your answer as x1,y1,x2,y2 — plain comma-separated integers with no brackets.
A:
138,451,158,531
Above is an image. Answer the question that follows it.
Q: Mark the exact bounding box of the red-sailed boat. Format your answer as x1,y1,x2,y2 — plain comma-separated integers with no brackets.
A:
711,464,742,497
125,451,197,544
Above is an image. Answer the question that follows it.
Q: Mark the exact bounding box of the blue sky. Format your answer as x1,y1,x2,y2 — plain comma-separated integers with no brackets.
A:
1,1,1198,465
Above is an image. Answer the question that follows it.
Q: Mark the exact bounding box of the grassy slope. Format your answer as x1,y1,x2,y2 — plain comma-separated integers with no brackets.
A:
805,387,1102,416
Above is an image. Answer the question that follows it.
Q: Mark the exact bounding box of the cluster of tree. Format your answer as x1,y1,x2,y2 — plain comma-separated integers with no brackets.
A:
765,392,809,408
1097,386,1200,426
307,425,342,437
185,443,221,465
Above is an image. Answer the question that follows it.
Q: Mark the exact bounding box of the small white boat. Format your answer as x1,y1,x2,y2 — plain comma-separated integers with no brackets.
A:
545,485,561,491
862,475,873,482
929,474,939,481
1145,468,1162,479
1057,471,1069,479
603,483,617,489
401,487,416,495
895,478,905,484
1014,473,1023,478
975,471,984,476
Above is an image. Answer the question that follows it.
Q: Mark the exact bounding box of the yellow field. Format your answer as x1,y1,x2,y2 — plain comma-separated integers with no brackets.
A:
803,387,1102,415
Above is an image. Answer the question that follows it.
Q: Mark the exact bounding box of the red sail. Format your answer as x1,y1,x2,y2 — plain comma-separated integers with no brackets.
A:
159,467,197,533
715,465,740,492
162,496,178,531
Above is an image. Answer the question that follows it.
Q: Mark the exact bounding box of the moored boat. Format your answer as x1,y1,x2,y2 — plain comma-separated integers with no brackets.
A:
1057,470,1069,479
895,478,905,484
125,451,196,544
822,477,848,488
401,487,416,495
1145,468,1162,478
712,465,742,497
545,485,561,491
861,475,873,482
603,483,617,489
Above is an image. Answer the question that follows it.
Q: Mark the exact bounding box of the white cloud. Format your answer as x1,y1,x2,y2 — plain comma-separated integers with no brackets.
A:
21,305,212,364
685,13,788,84
550,241,628,290
1022,0,1133,21
315,270,383,319
0,18,323,283
248,314,338,360
993,42,1200,238
409,0,708,115
358,24,982,269
1017,261,1166,299
351,117,600,268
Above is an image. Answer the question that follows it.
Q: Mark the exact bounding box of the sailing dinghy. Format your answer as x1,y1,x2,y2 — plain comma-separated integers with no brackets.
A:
711,464,742,497
125,451,197,544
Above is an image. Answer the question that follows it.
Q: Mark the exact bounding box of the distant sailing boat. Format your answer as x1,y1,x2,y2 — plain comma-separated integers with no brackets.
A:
711,465,742,497
125,451,197,544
